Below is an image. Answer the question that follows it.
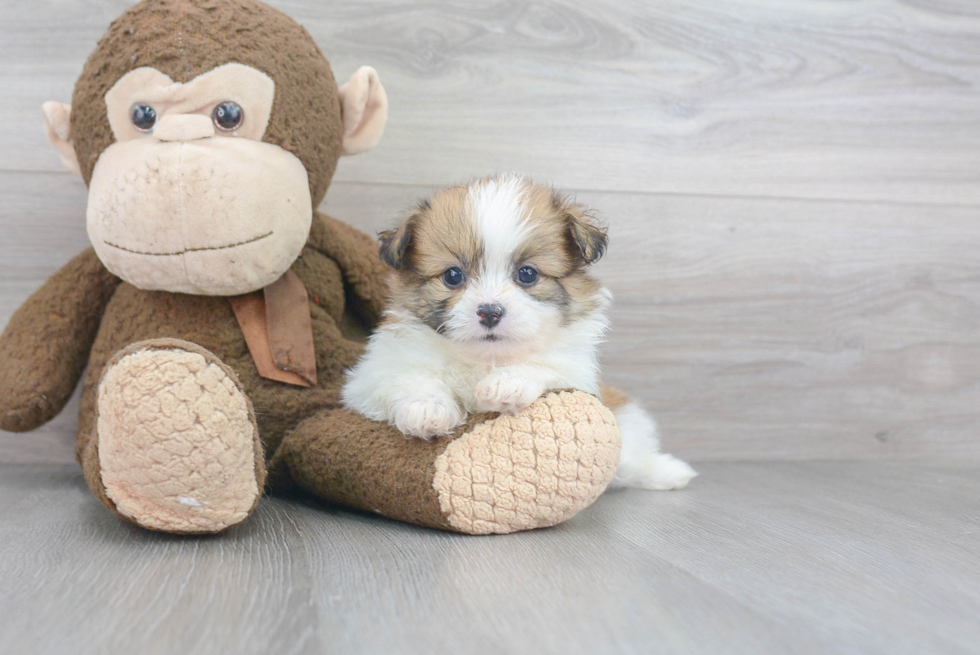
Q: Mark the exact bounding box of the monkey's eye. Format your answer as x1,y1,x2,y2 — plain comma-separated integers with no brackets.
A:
443,267,465,288
516,266,539,286
131,104,157,132
212,101,244,131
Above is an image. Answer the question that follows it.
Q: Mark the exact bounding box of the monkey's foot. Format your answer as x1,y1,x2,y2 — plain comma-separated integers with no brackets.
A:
278,390,621,535
96,340,265,533
432,391,621,534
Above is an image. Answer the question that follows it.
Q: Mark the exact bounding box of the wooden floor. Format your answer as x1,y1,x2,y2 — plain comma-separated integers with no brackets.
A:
2,461,978,655
3,1,980,653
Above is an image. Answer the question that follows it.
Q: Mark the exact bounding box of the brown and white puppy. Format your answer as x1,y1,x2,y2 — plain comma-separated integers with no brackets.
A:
342,175,695,489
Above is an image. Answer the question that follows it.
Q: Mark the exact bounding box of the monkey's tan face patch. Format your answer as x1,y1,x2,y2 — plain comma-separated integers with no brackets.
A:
88,64,313,296
105,64,275,143
88,137,311,295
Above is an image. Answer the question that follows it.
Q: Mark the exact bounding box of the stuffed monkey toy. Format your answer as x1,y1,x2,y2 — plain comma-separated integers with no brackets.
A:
0,0,621,535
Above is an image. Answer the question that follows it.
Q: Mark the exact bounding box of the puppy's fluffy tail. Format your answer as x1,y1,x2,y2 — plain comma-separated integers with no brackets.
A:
600,385,697,491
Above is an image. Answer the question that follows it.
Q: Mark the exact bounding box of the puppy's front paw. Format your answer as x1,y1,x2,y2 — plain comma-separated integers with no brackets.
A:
474,370,545,415
391,395,464,439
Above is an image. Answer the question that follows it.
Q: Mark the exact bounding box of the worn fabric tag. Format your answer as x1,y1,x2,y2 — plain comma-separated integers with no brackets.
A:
264,270,318,386
229,270,317,388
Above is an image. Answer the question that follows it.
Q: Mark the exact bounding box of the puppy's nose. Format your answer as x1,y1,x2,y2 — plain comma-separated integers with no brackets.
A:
477,303,505,328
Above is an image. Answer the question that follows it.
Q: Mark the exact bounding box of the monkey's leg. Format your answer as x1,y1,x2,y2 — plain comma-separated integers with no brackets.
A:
78,339,266,534
270,391,621,535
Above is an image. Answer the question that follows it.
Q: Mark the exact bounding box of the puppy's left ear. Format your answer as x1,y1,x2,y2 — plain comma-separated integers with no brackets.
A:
561,198,607,265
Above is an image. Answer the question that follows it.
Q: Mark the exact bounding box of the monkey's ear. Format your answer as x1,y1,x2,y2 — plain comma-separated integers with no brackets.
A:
378,220,413,270
338,66,388,156
563,199,608,265
41,102,81,177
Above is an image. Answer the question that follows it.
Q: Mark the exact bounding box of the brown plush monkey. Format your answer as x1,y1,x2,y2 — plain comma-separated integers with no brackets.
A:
0,0,620,535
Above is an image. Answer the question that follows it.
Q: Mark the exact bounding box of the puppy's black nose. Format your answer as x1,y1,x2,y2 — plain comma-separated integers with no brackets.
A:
477,303,505,328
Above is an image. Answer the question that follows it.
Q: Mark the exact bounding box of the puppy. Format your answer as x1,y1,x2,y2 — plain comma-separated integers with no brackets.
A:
342,175,695,490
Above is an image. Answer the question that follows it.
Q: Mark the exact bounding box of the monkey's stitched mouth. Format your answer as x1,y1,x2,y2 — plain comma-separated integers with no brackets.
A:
103,231,274,256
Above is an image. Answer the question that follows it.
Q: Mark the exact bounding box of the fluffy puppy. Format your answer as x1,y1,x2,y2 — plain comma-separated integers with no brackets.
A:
342,174,695,490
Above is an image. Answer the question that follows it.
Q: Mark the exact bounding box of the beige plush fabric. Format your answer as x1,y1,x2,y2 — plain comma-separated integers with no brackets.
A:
86,134,312,296
104,64,276,143
41,101,81,175
432,391,621,535
338,66,388,156
97,343,263,533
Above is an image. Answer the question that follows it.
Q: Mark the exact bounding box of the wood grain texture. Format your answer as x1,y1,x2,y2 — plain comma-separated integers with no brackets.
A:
3,0,980,203
3,171,980,463
1,461,978,655
2,4,978,651
325,182,980,462
3,0,980,465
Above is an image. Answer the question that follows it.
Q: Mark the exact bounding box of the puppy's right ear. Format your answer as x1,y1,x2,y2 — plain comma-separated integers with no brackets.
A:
378,216,416,270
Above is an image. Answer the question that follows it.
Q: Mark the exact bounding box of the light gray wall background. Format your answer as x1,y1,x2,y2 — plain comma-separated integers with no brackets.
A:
2,0,979,464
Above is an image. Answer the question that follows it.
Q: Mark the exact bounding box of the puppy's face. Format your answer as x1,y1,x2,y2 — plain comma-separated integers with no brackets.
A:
379,175,608,355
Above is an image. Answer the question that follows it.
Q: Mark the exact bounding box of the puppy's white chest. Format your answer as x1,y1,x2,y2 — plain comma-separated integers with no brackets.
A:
444,360,495,412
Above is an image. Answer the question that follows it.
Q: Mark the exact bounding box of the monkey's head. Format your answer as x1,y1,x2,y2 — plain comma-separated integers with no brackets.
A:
42,0,387,296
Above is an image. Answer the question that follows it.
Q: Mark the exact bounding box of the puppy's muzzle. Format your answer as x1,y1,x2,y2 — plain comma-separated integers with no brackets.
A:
477,303,505,328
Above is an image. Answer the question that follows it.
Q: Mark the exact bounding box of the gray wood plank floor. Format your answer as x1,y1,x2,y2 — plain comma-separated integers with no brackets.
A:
2,2,979,653
2,461,978,655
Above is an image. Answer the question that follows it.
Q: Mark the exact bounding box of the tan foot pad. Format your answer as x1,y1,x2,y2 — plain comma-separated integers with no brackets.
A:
433,391,621,535
97,345,262,533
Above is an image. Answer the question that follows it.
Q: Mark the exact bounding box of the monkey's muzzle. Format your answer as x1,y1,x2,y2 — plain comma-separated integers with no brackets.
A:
86,136,312,296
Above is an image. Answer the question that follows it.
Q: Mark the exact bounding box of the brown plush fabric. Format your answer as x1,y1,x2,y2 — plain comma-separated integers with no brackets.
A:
70,0,344,206
272,390,621,534
272,408,461,530
78,428,122,522
75,212,380,464
305,209,390,329
4,211,621,533
70,212,375,525
4,0,621,534
0,249,120,432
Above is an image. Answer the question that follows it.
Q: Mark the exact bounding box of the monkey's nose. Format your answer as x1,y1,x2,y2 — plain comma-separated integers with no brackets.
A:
153,114,215,142
477,303,505,328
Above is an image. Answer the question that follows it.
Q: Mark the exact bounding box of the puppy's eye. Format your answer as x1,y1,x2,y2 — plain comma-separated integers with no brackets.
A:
131,104,157,132
212,101,244,131
516,266,539,286
443,267,465,288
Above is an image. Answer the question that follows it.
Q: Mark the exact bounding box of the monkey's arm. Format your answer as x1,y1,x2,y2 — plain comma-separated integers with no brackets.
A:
0,248,121,432
307,211,389,330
